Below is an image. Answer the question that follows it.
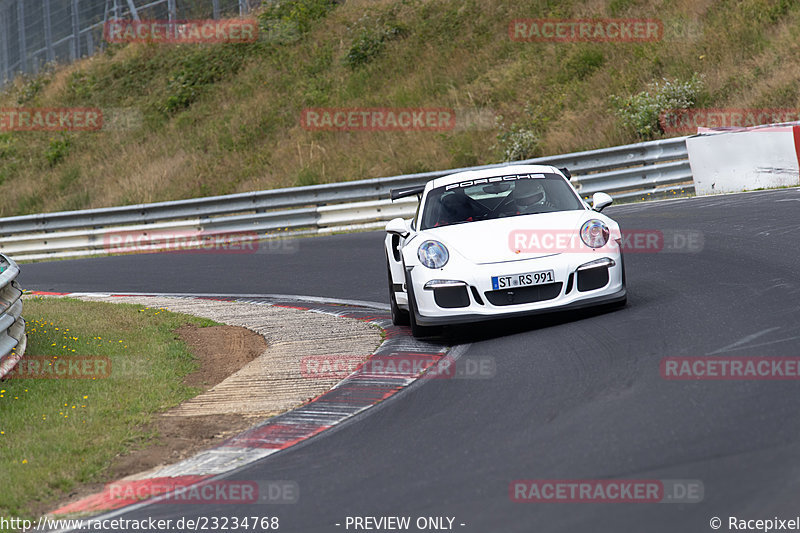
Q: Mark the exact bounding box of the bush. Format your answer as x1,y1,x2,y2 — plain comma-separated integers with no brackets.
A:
258,0,339,35
611,74,704,139
496,104,546,162
64,71,97,103
163,46,249,114
346,29,388,68
295,166,320,186
259,18,302,45
45,137,71,167
345,15,407,69
497,128,538,162
0,134,18,185
345,25,405,69
0,133,16,160
13,67,54,105
15,192,43,215
562,48,605,81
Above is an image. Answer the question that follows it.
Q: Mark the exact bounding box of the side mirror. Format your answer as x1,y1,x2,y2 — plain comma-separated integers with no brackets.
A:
385,217,410,237
591,192,613,212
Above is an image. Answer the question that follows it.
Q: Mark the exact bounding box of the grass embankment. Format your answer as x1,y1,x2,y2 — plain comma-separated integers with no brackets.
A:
0,0,798,215
0,297,217,522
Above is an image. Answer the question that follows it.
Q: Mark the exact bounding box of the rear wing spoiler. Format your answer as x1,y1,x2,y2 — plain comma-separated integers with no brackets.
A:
390,184,425,201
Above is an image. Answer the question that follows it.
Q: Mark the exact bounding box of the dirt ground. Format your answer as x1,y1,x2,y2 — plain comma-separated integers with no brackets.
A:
109,324,268,479
48,324,267,515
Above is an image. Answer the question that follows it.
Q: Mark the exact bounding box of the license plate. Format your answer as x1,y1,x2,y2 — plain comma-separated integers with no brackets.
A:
491,270,555,290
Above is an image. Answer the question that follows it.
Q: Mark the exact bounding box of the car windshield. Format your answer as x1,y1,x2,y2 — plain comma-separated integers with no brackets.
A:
419,173,584,230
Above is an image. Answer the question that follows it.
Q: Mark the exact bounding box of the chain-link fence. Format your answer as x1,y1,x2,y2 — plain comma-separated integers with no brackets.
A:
0,0,260,87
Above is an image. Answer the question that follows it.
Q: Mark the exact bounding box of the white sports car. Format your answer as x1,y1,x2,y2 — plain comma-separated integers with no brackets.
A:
384,164,626,337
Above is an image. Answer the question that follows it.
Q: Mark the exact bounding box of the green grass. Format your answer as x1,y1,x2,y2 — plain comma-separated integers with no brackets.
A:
0,0,799,215
0,297,217,522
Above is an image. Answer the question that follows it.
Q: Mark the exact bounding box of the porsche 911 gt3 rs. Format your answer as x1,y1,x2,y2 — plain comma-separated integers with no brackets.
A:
384,164,626,337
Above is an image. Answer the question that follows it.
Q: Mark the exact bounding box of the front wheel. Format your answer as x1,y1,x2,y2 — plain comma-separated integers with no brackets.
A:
387,259,409,326
405,272,439,338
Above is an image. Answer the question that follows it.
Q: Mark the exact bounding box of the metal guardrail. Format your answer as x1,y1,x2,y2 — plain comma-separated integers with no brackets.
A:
0,253,26,379
0,136,692,260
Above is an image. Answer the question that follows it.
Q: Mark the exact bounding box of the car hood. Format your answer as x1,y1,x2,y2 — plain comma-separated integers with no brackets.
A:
419,210,603,264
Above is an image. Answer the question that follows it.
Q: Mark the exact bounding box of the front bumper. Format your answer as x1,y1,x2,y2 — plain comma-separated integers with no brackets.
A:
412,286,626,326
406,252,625,326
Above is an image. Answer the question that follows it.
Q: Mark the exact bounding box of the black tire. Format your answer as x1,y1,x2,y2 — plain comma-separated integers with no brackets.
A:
387,259,410,326
405,272,439,338
615,251,628,308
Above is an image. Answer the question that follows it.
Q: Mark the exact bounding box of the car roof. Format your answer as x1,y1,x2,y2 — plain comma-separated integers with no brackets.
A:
426,164,563,191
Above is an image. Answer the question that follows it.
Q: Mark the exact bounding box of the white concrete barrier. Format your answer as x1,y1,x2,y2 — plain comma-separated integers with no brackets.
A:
687,124,800,195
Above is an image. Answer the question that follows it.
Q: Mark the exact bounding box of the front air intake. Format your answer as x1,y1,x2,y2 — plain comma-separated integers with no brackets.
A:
484,283,563,306
433,286,471,308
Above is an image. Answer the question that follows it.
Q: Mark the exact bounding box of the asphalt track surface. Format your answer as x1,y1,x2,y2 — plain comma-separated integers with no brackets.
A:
22,188,800,532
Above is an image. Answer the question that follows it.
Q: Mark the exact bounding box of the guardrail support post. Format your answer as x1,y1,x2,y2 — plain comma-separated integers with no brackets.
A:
43,0,55,63
70,0,80,60
16,0,25,73
0,6,9,85
86,28,94,56
125,0,140,21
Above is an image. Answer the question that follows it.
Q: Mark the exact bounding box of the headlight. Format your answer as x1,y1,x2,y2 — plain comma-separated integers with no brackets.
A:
580,219,610,249
418,240,449,269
